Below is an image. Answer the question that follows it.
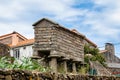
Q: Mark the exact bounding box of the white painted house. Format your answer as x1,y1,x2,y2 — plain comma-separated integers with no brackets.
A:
0,31,34,59
10,39,34,59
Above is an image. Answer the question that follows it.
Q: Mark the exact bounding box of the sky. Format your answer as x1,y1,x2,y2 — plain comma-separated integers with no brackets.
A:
0,0,120,57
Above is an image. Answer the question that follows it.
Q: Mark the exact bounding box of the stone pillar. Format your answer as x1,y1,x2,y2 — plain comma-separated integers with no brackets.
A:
33,50,38,56
49,57,57,73
72,62,77,73
63,60,67,73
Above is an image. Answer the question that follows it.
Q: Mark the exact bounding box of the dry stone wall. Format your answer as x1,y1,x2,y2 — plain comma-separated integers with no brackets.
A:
0,70,119,80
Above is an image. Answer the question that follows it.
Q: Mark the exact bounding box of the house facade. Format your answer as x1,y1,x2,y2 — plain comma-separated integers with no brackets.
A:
0,31,33,59
10,39,34,59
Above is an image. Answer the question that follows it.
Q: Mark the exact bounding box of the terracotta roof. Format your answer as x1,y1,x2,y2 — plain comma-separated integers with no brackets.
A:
71,29,84,36
99,50,107,53
33,18,85,38
0,31,28,40
10,39,34,48
71,29,97,47
85,37,97,47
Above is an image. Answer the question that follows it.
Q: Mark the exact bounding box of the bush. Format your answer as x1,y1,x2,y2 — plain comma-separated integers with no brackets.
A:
84,44,106,74
0,57,50,72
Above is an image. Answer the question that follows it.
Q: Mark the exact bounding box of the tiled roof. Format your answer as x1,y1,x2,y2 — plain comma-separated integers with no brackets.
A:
71,29,97,47
85,37,97,47
10,39,34,48
107,63,120,68
100,50,108,53
0,31,27,40
71,29,84,37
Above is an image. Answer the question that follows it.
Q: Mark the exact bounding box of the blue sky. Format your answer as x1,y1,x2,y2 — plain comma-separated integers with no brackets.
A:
0,0,120,57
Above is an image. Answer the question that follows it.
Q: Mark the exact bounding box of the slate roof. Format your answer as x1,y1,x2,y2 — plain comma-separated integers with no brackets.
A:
107,63,120,68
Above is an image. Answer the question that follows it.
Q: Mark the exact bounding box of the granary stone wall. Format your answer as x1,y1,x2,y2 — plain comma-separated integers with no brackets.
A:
33,19,84,60
34,20,55,52
54,26,84,61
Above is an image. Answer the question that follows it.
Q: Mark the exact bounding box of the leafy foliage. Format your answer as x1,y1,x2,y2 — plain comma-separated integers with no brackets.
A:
84,44,106,66
84,44,99,56
0,57,50,72
78,67,87,75
82,44,106,74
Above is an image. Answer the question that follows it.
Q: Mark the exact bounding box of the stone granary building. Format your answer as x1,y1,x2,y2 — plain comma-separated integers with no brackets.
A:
32,18,97,73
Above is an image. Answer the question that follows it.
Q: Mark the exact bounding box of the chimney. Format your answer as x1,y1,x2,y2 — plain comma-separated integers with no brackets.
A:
105,43,115,62
105,43,115,55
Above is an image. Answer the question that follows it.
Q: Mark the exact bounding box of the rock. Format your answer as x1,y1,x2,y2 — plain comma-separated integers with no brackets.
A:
0,75,5,79
5,75,12,80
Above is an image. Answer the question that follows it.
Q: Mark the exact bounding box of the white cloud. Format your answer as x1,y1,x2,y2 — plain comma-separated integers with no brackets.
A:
31,0,87,22
0,0,25,19
0,0,87,38
0,22,34,38
0,0,87,22
0,0,120,54
81,0,120,41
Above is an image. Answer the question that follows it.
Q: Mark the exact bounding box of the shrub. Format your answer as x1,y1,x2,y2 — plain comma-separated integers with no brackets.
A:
0,57,50,72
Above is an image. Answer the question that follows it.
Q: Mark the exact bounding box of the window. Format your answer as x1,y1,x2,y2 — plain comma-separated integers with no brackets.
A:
13,49,20,59
23,46,26,49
